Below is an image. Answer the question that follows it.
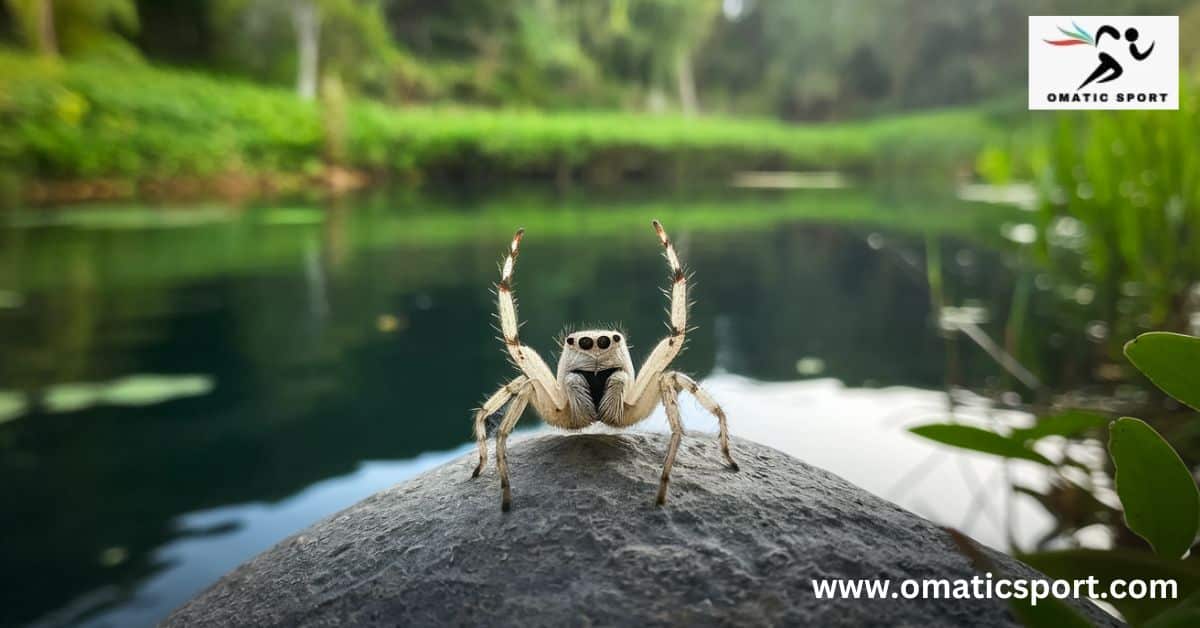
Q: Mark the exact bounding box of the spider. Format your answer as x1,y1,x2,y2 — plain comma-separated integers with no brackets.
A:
470,220,739,511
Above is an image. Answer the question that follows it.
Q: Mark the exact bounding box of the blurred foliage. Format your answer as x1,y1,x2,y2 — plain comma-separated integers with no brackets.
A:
0,50,1007,184
912,330,1200,626
1021,549,1200,626
908,423,1054,465
0,50,324,179
210,0,432,101
1036,93,1200,333
0,0,1191,117
973,83,1200,355
1,0,1195,198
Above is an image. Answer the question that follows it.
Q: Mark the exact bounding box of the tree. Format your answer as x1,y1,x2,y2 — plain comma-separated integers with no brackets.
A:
6,0,138,58
590,0,720,114
214,0,403,100
6,0,57,55
660,0,720,115
293,0,319,100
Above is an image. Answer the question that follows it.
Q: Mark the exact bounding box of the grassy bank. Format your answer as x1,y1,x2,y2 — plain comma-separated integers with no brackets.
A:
0,51,1004,203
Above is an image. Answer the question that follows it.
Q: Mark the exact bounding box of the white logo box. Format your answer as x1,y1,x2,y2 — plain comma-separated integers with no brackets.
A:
1028,15,1178,110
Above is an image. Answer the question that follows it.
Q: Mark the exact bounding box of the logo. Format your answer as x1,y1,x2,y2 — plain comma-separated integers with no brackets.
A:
1028,16,1178,110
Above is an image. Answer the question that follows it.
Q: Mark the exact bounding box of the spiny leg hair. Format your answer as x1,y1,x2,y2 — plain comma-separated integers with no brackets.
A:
656,374,686,506
624,220,688,405
471,375,530,478
655,370,740,506
669,372,739,471
497,229,566,411
472,221,739,511
494,380,533,512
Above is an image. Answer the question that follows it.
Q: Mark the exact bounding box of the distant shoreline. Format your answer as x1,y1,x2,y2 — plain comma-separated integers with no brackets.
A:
1,52,1006,206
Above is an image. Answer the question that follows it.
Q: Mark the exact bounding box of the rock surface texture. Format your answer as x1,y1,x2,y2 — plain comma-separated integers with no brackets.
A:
165,434,1118,627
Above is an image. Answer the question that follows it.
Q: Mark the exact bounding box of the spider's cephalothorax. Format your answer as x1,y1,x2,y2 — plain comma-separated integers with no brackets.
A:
470,220,739,511
557,328,633,425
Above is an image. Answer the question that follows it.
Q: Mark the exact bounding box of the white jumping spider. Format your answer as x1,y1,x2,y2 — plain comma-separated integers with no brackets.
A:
470,220,738,511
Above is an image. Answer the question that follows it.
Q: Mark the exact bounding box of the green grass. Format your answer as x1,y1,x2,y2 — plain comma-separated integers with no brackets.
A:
0,51,1004,188
983,84,1200,340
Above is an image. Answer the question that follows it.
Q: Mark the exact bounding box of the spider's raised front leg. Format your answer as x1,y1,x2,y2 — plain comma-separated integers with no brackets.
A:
668,372,739,471
625,220,688,406
496,229,567,413
470,375,529,478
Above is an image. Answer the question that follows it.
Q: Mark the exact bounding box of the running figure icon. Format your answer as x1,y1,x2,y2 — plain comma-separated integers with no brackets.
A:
1078,26,1155,89
1043,22,1155,90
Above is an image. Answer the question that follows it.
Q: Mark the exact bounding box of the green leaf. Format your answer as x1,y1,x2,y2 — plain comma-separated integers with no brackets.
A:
1145,591,1200,628
1109,417,1200,559
908,423,1054,465
1020,549,1200,626
945,528,1091,628
1124,332,1200,411
1008,593,1096,628
1011,410,1111,443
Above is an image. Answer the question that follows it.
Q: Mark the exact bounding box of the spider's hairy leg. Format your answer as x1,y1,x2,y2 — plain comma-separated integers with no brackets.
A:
496,228,523,344
656,375,686,506
670,372,739,471
470,375,530,478
495,228,567,411
626,219,688,405
494,381,533,512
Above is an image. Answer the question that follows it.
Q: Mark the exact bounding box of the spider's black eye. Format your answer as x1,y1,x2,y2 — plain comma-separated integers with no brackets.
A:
566,337,574,345
612,334,621,343
597,335,611,349
578,336,594,350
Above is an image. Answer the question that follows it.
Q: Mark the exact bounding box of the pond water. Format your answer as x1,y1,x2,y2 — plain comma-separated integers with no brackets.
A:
0,184,1112,626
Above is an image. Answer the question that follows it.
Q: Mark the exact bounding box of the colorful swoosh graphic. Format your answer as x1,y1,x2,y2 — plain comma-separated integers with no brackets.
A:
1044,21,1094,46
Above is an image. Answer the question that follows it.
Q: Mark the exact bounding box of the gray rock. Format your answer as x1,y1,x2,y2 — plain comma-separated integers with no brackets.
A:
165,434,1118,627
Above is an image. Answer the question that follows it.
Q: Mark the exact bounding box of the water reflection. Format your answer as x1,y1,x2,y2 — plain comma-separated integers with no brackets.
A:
2,374,214,418
42,451,465,628
0,184,1111,626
